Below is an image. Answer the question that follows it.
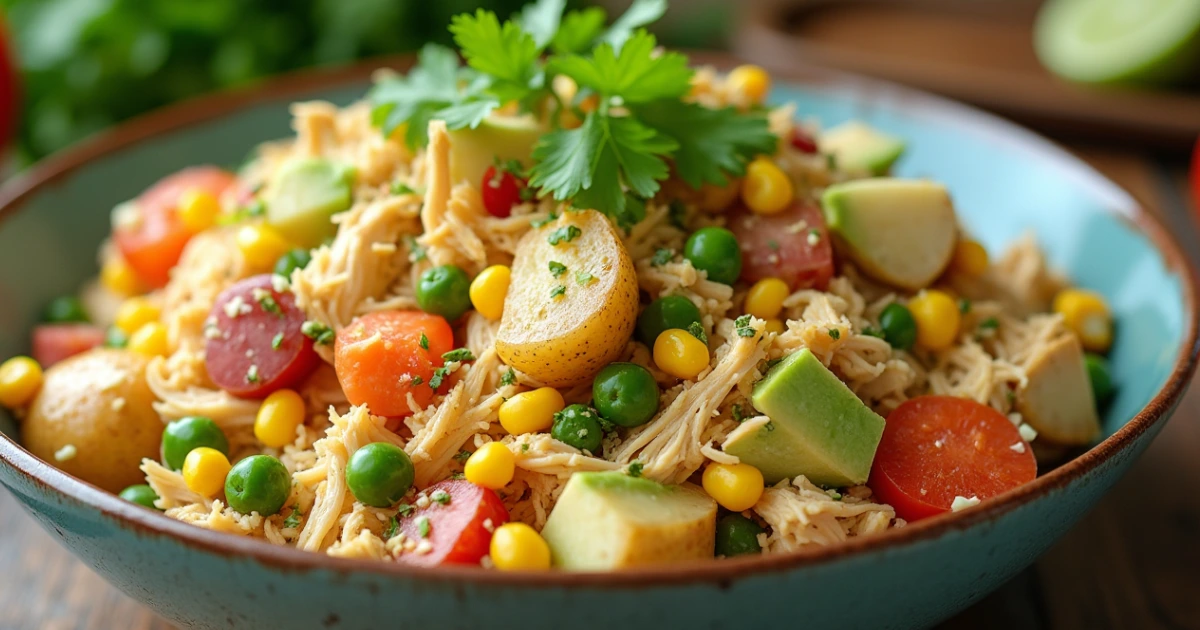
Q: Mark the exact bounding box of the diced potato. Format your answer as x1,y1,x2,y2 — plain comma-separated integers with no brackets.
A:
1017,334,1101,445
495,210,639,387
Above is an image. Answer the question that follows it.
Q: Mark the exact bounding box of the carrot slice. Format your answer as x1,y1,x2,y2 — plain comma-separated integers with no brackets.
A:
334,311,454,417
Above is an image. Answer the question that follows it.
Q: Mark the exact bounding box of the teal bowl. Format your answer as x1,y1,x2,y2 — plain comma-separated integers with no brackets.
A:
0,56,1196,630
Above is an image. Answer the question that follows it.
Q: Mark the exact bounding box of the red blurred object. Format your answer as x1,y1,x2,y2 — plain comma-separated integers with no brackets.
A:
480,163,527,218
0,16,18,151
32,325,106,367
789,128,818,154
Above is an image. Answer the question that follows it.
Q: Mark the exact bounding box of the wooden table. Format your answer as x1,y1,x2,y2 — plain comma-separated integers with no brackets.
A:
1,148,1196,630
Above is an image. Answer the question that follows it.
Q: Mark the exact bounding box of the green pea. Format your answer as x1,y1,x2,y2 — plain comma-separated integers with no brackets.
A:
345,442,415,508
417,265,472,321
551,404,604,453
273,248,313,278
683,227,742,285
225,455,291,516
879,303,917,351
161,417,229,471
715,513,764,557
1085,353,1114,406
103,326,129,349
592,362,660,428
637,295,702,346
119,484,161,510
43,296,89,323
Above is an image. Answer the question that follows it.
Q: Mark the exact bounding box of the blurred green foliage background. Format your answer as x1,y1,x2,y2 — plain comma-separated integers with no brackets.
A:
0,0,729,165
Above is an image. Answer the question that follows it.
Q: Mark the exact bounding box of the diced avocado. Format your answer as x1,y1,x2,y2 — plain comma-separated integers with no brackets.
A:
819,121,906,175
447,114,546,187
1017,334,1101,445
540,471,716,570
724,348,885,487
821,178,958,291
266,158,354,248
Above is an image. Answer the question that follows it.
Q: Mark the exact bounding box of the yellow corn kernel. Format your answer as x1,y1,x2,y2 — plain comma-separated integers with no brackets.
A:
470,265,512,321
177,189,221,233
464,441,515,489
745,278,790,320
727,64,771,105
741,157,793,215
182,447,231,497
908,289,960,351
764,319,786,335
489,522,551,571
951,239,989,277
0,356,43,408
114,297,162,335
653,328,711,380
498,387,565,435
702,462,765,512
127,322,169,357
100,256,143,297
236,224,289,269
1053,289,1112,352
255,389,306,448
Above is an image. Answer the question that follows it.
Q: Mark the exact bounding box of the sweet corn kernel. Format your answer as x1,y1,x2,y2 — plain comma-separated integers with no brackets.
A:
177,189,221,233
114,297,162,335
100,256,143,297
908,290,960,351
489,522,551,571
470,265,512,321
727,64,771,105
702,462,765,512
1053,289,1112,352
236,224,290,269
498,387,565,435
127,322,169,357
653,328,710,380
464,441,515,489
764,319,786,335
745,278,790,320
0,356,43,408
255,389,306,448
951,239,989,277
182,447,231,497
741,157,793,216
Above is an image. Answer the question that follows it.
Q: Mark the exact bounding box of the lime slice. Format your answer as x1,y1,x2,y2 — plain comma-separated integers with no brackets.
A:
1034,0,1200,85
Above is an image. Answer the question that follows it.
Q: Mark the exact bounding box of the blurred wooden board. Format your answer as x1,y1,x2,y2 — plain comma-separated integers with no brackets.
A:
736,0,1200,149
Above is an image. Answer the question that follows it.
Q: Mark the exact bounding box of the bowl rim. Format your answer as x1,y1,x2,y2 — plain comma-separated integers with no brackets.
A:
0,52,1197,588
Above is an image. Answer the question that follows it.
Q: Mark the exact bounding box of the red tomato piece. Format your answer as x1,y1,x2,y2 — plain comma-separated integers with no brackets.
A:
0,18,17,151
334,310,454,418
205,275,319,399
480,164,526,218
32,324,106,368
729,203,835,291
395,480,510,567
868,396,1037,522
114,167,237,288
789,128,818,154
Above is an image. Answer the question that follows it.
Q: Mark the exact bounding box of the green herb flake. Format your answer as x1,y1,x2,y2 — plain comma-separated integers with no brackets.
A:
271,332,284,350
767,239,780,252
549,261,568,277
429,367,451,390
404,235,427,262
959,298,972,314
734,314,756,338
980,317,1000,331
687,322,708,344
442,348,476,363
550,285,567,299
283,507,302,529
383,516,399,540
668,201,688,229
410,375,425,387
576,271,595,286
416,516,431,538
521,442,530,453
419,332,430,350
627,461,644,478
828,328,841,340
531,211,560,228
732,403,745,423
397,503,416,518
255,291,283,318
450,471,466,480
861,327,885,339
430,490,452,505
547,225,582,246
301,321,335,345
391,181,418,195
245,365,260,384
453,450,472,463
500,368,517,386
651,248,674,266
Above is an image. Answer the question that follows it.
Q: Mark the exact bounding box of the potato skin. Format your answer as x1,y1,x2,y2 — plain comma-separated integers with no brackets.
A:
495,210,639,387
23,349,163,493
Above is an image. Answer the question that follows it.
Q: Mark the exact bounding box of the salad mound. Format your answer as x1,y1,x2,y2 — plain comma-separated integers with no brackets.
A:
0,0,1114,571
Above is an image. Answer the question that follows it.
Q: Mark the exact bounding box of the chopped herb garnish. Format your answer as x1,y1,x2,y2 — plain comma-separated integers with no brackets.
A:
442,348,476,363
531,211,560,228
734,314,756,338
732,403,745,423
861,326,885,339
404,235,427,262
429,367,451,390
550,284,567,298
668,200,688,229
547,225,582,246
397,503,415,517
828,328,841,340
271,332,284,350
627,461,644,478
959,298,972,314
520,442,530,453
453,450,472,463
687,322,708,344
549,260,568,277
767,239,780,251
245,365,260,384
450,471,466,480
410,375,424,387
301,321,335,345
283,507,302,529
576,271,595,285
765,421,776,432
500,368,517,386
391,181,418,195
807,229,822,246
383,516,399,540
651,248,673,266
980,317,1000,331
828,491,843,501
416,516,431,538
825,153,838,171
255,290,283,318
419,332,430,350
431,490,452,505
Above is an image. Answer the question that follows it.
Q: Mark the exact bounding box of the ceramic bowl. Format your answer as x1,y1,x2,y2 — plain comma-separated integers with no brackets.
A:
0,56,1196,630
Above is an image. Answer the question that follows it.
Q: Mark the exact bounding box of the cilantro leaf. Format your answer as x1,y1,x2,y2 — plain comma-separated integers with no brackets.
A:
442,348,476,363
383,516,399,540
500,368,517,386
519,0,567,49
598,0,667,53
549,31,691,104
632,100,777,188
687,322,707,344
450,10,541,104
552,7,607,55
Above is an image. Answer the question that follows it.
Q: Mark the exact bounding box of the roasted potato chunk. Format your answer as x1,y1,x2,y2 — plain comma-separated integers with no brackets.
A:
495,210,639,387
1017,334,1101,446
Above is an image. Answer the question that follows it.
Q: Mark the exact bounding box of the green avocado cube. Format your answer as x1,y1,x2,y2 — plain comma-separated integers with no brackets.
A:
447,114,545,187
819,121,906,175
724,349,885,487
266,158,354,248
